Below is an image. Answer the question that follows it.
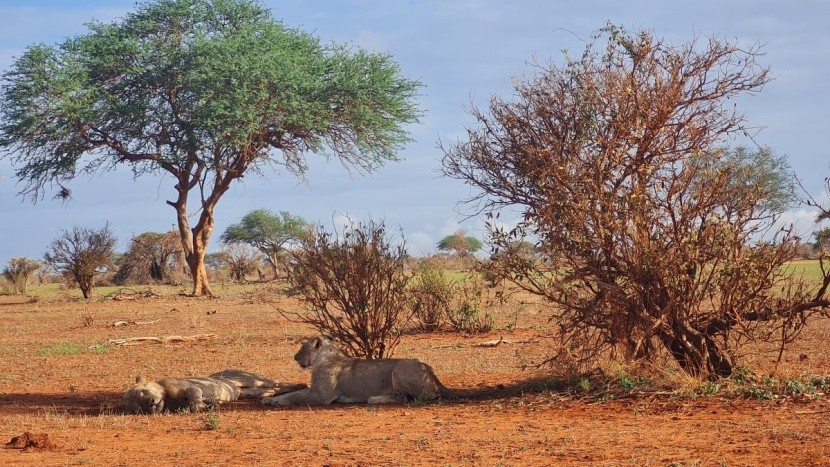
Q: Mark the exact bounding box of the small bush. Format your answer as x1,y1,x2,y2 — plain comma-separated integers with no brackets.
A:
283,220,411,359
409,262,453,332
204,407,221,430
446,273,494,333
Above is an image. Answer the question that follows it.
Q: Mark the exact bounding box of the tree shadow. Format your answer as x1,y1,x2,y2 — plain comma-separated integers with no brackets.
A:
0,391,123,417
0,375,572,417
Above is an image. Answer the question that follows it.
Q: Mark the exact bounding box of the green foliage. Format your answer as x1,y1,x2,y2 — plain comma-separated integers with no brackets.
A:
446,273,494,333
38,342,83,356
221,209,308,278
0,0,420,296
436,230,483,256
2,257,41,294
409,262,454,331
204,406,221,430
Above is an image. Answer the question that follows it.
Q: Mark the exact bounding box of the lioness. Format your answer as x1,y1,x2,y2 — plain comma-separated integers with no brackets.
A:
262,336,466,406
123,369,306,414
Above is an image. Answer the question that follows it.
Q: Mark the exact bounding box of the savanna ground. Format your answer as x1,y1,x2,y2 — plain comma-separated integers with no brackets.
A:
1,266,830,466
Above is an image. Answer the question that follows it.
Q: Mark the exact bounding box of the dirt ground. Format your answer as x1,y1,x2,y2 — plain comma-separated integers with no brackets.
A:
1,284,829,466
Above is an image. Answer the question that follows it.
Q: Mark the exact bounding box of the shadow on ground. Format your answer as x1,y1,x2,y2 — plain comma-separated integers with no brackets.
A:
0,374,572,417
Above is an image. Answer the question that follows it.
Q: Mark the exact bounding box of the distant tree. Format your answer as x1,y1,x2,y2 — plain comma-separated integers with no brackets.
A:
2,257,41,294
0,0,421,297
203,252,228,273
437,230,483,257
114,231,182,284
442,25,829,379
813,227,830,252
44,224,116,298
221,243,263,282
221,209,308,279
283,220,411,359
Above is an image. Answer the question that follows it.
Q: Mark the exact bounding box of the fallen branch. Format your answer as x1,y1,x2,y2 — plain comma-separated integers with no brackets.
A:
105,288,161,301
472,336,506,348
433,337,539,349
105,333,217,346
111,319,162,327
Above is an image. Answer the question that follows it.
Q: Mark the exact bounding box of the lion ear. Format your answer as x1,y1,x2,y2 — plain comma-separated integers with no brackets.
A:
313,337,322,348
136,375,148,384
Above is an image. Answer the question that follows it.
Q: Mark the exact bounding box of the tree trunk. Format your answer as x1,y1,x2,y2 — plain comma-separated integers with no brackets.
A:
267,253,279,280
170,188,214,297
660,326,734,379
78,274,93,299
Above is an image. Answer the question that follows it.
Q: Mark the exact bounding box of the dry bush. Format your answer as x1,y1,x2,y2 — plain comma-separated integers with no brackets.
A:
442,25,830,379
282,220,411,359
114,231,182,285
409,262,453,332
409,261,500,334
44,224,116,299
446,273,495,333
221,243,264,283
2,257,41,294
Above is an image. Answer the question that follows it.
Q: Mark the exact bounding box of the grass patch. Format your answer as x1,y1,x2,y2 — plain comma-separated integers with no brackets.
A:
38,342,84,356
783,260,825,287
203,406,221,431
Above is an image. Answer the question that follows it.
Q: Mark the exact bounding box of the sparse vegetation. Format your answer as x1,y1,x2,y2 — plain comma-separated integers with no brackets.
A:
2,257,41,294
442,24,830,379
282,219,412,359
38,342,84,356
0,0,421,297
44,224,116,299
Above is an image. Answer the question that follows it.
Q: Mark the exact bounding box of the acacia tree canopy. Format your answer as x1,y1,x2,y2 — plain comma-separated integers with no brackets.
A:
436,230,482,256
220,208,308,278
442,25,829,379
0,0,421,296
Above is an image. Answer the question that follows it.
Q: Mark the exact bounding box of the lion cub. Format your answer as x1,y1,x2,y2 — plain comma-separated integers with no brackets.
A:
123,369,306,414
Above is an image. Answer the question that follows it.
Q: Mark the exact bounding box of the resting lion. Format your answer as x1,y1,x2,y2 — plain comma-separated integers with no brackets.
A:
262,336,474,406
123,369,306,414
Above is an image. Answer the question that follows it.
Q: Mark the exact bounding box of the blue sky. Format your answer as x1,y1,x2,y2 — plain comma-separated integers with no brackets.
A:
1,0,829,264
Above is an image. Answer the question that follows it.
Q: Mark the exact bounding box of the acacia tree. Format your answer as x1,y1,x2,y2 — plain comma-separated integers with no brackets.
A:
437,230,483,257
0,0,420,296
221,209,308,279
44,224,116,299
442,26,830,379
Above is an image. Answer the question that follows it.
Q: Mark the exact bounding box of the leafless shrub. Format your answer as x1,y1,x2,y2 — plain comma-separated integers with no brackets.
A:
221,243,263,283
282,220,412,359
442,25,830,379
44,224,116,299
114,231,182,285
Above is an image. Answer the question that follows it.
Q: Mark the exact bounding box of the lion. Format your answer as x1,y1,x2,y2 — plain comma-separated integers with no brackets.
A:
262,336,476,406
123,369,306,414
